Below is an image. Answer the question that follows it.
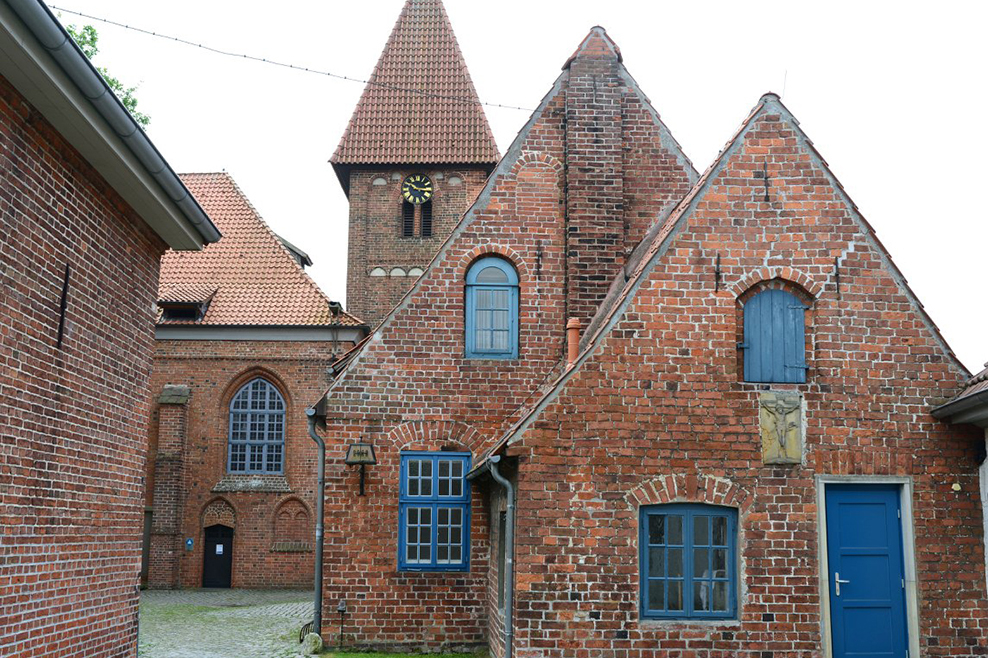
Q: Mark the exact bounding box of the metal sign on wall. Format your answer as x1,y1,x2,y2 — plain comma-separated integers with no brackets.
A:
345,443,377,465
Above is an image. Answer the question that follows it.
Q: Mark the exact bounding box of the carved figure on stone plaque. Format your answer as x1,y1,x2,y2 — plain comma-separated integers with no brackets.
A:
759,392,803,464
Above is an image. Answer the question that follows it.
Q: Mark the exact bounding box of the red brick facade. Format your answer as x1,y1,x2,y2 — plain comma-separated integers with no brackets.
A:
500,97,988,656
317,28,695,651
315,26,987,656
0,73,166,656
143,171,362,590
344,168,492,326
146,339,348,589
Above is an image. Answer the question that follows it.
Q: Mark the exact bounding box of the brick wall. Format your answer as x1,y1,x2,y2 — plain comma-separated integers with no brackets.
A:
320,29,694,651
982,430,988,599
563,37,695,327
146,338,347,589
0,74,166,657
345,167,491,326
503,105,988,657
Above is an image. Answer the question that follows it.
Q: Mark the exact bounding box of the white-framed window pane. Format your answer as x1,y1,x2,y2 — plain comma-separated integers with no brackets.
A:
436,506,464,564
406,507,432,564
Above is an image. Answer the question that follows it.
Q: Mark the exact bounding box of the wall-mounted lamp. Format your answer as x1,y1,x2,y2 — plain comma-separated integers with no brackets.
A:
344,443,377,496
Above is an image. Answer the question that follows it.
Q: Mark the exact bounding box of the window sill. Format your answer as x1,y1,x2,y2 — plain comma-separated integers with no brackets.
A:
212,475,292,493
396,566,471,575
637,617,740,629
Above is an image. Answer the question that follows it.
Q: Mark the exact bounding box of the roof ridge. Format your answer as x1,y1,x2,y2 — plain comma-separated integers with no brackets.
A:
561,26,623,69
166,173,363,327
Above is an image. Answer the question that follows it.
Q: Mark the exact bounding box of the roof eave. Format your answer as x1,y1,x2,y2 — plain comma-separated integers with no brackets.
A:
931,389,988,428
0,0,219,249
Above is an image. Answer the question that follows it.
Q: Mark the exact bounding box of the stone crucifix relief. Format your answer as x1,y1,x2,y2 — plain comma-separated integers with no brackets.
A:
759,392,803,464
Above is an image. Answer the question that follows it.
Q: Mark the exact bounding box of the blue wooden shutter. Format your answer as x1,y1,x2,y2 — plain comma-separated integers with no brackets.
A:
743,289,807,383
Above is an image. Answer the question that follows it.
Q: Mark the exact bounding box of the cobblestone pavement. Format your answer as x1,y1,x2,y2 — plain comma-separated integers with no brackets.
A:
138,589,315,658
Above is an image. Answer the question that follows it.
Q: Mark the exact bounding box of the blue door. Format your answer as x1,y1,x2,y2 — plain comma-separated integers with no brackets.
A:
825,484,908,658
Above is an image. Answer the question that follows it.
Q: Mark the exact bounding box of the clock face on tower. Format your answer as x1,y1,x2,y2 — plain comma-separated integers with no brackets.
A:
401,174,433,205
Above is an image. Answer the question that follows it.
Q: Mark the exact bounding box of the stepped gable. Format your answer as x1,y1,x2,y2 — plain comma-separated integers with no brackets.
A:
159,173,363,327
475,92,969,467
331,0,499,175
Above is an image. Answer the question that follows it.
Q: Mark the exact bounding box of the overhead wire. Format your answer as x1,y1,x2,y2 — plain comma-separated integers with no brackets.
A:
50,5,534,112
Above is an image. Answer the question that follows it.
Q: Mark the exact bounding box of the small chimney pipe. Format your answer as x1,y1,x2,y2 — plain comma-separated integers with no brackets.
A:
566,317,581,367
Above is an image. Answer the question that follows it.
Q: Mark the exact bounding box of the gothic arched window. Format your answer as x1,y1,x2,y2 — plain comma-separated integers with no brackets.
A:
228,378,285,473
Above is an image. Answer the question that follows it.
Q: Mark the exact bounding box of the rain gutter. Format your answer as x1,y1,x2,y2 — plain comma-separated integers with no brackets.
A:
306,408,327,638
469,454,514,658
1,0,219,248
932,389,988,428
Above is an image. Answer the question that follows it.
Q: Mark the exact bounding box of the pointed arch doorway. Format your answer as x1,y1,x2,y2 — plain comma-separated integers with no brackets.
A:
202,525,233,588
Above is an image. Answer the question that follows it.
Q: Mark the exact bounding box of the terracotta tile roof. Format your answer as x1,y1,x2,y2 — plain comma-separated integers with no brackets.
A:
158,173,363,327
331,0,499,166
951,364,988,404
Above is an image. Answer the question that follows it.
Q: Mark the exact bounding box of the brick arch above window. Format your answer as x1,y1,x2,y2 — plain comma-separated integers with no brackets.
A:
511,150,564,176
735,277,815,384
387,420,481,454
457,245,529,282
201,497,237,529
220,367,292,411
625,473,753,515
729,266,823,300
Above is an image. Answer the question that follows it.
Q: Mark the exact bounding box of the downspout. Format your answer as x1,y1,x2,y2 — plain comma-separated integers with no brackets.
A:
487,455,514,658
306,408,326,638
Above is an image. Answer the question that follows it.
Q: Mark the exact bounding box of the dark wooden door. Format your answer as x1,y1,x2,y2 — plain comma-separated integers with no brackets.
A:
202,525,233,588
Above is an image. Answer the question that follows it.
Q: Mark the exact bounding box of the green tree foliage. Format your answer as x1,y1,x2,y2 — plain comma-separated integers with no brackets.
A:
66,23,150,128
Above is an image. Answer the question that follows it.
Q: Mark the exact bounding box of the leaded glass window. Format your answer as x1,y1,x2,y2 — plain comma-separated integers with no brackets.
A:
227,378,285,474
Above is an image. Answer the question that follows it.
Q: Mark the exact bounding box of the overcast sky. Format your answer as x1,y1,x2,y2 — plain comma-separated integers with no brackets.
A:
51,0,987,373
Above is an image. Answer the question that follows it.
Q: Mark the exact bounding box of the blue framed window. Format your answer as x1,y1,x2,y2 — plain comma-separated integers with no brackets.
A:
640,504,738,620
399,452,471,571
228,378,285,474
465,257,519,359
741,288,808,383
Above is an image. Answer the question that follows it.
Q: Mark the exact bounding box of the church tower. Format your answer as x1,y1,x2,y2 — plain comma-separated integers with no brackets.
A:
332,0,500,326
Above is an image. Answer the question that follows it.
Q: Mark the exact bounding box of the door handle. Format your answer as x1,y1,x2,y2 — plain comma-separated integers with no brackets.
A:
835,572,850,596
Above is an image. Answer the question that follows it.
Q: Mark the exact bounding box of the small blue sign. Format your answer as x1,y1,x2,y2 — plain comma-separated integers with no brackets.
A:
185,538,194,551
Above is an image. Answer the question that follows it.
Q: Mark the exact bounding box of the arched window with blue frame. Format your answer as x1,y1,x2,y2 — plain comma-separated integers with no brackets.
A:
228,377,285,473
740,288,808,383
465,257,519,359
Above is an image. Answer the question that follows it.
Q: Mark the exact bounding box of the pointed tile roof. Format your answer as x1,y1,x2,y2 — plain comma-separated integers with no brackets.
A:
331,0,499,169
158,173,364,327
